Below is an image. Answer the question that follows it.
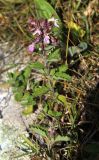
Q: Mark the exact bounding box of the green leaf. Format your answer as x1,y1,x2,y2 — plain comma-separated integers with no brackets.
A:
45,45,54,51
31,126,47,137
54,135,70,143
48,110,62,117
43,104,48,113
68,42,88,57
47,48,61,62
21,135,39,153
8,72,19,85
21,92,30,105
33,0,62,36
22,105,33,115
21,92,35,106
32,86,49,97
55,72,71,81
30,62,44,71
78,42,88,51
68,46,79,57
15,74,25,87
58,95,67,106
23,66,31,79
33,0,60,20
58,95,72,116
59,64,68,72
14,92,23,101
50,69,56,76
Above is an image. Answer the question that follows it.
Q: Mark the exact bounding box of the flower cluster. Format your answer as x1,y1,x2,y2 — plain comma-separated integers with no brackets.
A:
28,17,59,53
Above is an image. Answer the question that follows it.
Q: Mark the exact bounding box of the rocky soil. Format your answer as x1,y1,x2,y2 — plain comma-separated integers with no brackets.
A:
0,42,32,160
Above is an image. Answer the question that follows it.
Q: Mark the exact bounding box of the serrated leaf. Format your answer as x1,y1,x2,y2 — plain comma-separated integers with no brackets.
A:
30,62,44,71
55,72,71,81
47,48,61,62
59,64,68,72
31,126,47,137
22,105,33,115
54,135,70,143
32,86,49,97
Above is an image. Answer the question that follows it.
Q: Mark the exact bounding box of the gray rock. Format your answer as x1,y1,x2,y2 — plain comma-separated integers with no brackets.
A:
0,42,32,160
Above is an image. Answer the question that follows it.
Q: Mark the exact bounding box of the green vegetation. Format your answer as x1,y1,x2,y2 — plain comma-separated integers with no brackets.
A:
0,0,99,159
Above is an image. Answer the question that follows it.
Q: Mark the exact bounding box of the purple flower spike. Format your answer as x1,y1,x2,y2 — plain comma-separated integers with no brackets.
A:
28,43,35,52
44,35,50,44
27,17,59,52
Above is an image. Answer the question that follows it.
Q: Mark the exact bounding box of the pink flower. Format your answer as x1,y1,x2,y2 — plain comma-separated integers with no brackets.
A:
28,18,36,25
44,35,50,44
48,17,59,28
28,43,35,52
33,29,41,35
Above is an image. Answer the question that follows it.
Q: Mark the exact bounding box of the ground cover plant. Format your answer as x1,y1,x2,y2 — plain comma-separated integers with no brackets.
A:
0,0,99,160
